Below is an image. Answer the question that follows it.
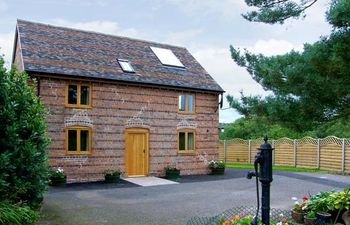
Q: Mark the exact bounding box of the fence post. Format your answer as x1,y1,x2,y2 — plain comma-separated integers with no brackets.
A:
223,140,227,163
317,138,320,169
272,140,275,165
248,140,251,164
342,138,345,173
294,139,297,167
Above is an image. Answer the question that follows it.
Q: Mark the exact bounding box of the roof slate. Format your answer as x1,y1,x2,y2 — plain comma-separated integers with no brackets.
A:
16,20,224,93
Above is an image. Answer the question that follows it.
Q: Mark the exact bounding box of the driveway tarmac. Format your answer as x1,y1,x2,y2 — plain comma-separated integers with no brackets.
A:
39,169,350,225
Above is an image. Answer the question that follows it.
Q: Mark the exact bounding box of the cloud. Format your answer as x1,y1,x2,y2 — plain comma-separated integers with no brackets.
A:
0,0,7,11
193,38,301,123
0,32,14,68
165,0,248,21
50,19,140,38
247,39,303,56
165,29,203,46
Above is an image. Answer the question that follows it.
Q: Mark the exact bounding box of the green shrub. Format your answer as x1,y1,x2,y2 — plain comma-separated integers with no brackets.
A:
0,201,39,225
0,56,49,209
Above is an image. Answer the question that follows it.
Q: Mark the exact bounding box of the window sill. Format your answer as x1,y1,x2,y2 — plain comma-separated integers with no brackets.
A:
177,150,196,154
65,104,92,109
65,151,92,155
177,111,196,115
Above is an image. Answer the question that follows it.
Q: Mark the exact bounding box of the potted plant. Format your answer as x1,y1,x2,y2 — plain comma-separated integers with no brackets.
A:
208,160,225,175
291,196,307,223
48,167,66,186
165,166,180,179
304,211,317,225
104,169,121,183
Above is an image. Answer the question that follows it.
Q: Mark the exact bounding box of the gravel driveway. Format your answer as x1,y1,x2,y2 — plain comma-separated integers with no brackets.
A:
38,169,350,225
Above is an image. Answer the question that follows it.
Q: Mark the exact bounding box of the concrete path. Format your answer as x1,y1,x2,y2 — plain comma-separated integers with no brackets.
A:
38,169,350,225
122,176,178,187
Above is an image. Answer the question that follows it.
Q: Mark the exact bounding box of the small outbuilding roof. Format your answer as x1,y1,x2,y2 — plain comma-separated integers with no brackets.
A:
14,20,224,93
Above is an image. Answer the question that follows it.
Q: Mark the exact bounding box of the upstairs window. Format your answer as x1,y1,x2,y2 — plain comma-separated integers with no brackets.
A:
150,46,185,68
178,129,195,153
118,59,135,73
66,83,91,108
66,126,92,154
178,94,195,113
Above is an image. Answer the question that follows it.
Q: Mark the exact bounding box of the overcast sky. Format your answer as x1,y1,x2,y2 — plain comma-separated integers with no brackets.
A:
0,0,332,123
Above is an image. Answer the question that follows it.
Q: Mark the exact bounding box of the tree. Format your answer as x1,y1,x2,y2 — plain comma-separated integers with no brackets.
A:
228,0,350,134
0,56,49,209
242,0,319,24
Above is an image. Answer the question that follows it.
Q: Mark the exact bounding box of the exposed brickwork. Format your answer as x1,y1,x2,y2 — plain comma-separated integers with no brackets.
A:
39,77,220,183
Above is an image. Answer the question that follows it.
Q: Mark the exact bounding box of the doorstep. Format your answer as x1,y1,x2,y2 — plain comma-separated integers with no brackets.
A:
122,176,179,187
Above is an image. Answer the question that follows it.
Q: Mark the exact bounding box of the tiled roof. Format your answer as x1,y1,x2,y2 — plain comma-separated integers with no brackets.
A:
15,20,224,93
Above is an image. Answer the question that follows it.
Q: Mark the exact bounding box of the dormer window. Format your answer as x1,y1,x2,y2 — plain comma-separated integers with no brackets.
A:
150,46,185,68
118,59,135,73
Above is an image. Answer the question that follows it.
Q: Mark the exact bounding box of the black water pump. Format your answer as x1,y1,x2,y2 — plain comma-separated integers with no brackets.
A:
247,136,274,225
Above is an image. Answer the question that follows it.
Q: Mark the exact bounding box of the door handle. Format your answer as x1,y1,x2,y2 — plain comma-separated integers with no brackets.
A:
143,149,145,153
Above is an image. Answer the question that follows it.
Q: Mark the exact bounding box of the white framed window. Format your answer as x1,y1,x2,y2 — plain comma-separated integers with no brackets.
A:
150,46,184,68
118,59,135,72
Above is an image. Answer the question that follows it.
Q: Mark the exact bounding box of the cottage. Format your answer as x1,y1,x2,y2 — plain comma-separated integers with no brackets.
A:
12,20,224,183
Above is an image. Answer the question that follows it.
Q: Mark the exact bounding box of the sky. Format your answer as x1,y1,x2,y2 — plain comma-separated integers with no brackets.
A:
0,0,332,123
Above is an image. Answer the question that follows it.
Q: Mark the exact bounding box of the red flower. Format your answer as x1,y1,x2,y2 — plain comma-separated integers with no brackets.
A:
302,196,309,201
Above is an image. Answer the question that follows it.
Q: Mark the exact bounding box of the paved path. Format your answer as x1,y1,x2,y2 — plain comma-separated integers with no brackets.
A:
39,169,350,225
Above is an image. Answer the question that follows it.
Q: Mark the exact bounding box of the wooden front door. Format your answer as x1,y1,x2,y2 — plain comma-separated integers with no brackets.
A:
125,128,149,176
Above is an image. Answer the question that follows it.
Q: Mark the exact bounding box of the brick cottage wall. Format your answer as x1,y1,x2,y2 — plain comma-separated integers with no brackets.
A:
38,76,220,183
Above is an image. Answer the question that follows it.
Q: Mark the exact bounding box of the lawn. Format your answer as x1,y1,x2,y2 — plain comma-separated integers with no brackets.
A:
226,163,321,172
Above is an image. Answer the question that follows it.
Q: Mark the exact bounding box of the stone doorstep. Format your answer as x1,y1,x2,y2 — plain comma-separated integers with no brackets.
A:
122,176,179,187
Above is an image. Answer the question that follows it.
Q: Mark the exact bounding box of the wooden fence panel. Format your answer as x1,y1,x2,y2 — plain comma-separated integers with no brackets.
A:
218,136,349,173
296,143,317,168
225,139,249,163
274,142,294,166
345,141,350,173
320,143,342,171
218,140,225,161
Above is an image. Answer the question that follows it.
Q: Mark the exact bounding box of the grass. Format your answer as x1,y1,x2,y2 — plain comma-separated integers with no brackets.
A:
226,163,321,172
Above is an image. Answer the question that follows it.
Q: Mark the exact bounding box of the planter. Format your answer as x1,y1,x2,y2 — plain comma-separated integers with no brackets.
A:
316,212,332,225
49,175,67,186
291,210,304,223
210,167,225,175
105,174,120,183
304,216,316,225
166,169,180,180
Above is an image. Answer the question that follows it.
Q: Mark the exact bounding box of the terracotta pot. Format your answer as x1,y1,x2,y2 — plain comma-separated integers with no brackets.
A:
304,216,316,225
291,210,304,223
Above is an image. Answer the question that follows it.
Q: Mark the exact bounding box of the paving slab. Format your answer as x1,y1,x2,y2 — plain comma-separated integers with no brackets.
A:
122,176,179,186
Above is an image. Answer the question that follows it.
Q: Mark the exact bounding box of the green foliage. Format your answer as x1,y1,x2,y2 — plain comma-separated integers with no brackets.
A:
228,0,350,135
220,117,304,140
327,0,350,30
0,201,39,225
242,0,319,24
0,56,49,209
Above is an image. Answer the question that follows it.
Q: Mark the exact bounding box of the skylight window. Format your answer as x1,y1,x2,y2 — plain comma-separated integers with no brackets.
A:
118,59,134,73
150,46,185,68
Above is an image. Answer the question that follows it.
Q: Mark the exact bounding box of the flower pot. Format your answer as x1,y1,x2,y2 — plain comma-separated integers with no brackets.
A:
291,210,304,223
304,216,316,225
210,167,225,175
105,174,120,183
316,212,332,225
49,175,67,186
166,169,180,180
